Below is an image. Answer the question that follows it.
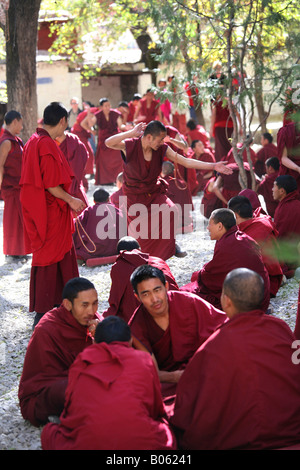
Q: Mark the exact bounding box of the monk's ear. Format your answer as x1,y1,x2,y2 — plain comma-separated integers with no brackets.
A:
62,298,73,312
165,281,169,291
133,291,141,302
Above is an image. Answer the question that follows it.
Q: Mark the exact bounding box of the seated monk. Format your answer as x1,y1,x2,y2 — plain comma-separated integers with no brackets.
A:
256,156,280,218
170,268,300,450
41,317,177,450
272,175,300,277
103,236,179,323
161,160,193,233
200,175,223,219
181,208,270,312
228,195,283,297
212,162,254,207
254,132,278,178
73,188,125,262
190,139,216,193
109,171,124,210
128,265,227,397
18,278,101,427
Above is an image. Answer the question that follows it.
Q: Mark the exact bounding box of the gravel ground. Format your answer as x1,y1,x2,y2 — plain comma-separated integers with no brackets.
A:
0,180,298,451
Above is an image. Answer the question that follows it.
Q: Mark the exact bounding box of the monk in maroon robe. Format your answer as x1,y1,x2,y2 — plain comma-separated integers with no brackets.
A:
210,98,233,161
134,89,163,123
105,120,233,260
228,195,283,297
171,268,300,450
129,265,226,396
200,176,223,219
256,157,280,217
273,175,300,277
0,110,28,258
19,102,86,323
56,131,88,210
103,236,179,323
277,120,300,192
161,160,193,233
254,132,278,177
71,107,98,176
73,188,124,261
189,140,215,193
94,98,124,184
18,278,101,427
185,118,212,151
41,317,176,450
223,143,257,166
212,162,253,206
182,208,270,312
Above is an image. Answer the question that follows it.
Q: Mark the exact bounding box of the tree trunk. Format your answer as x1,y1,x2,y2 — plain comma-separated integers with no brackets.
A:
6,0,41,143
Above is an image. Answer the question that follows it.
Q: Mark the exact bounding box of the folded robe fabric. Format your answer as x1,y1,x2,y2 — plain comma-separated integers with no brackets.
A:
41,342,177,450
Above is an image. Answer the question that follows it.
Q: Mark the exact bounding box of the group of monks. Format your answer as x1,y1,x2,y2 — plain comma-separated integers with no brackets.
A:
1,83,300,450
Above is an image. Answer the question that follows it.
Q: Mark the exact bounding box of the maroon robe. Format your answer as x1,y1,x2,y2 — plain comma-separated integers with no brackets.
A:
191,148,216,192
0,129,28,255
71,109,97,175
20,128,79,313
170,310,300,450
254,142,278,177
274,190,300,239
295,286,300,340
238,217,283,297
110,186,124,209
95,109,123,184
182,226,270,312
223,144,257,166
162,174,193,233
277,121,300,191
72,201,124,261
257,171,279,218
57,132,88,209
185,125,213,151
200,177,223,219
18,304,101,427
123,137,177,260
220,162,253,204
128,290,227,373
137,97,161,123
41,342,176,450
212,100,233,161
103,249,179,323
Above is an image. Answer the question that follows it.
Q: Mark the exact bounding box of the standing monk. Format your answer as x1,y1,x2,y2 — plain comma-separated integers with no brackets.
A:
94,98,124,185
20,102,86,327
0,110,28,259
105,120,232,260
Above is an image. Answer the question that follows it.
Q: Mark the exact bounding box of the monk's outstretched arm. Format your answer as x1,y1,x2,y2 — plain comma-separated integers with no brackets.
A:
281,146,300,173
105,122,146,152
47,185,86,213
165,145,233,175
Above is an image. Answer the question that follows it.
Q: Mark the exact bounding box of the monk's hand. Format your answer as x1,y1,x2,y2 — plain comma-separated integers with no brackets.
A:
69,197,86,213
88,319,100,338
214,161,233,175
131,122,146,138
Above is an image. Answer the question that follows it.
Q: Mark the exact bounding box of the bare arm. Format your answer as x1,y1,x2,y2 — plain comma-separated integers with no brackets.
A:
47,185,86,213
0,140,11,189
105,122,146,153
281,146,300,173
212,175,228,204
165,145,232,175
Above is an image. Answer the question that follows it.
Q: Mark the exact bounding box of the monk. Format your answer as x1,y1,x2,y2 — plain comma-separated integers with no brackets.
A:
254,132,278,177
182,208,270,312
73,188,124,262
127,93,141,122
228,195,283,297
94,98,124,184
41,316,177,450
211,161,253,207
18,277,101,427
19,102,86,326
109,171,124,209
200,175,223,219
170,268,300,450
256,156,280,218
103,236,179,323
190,139,215,193
0,110,28,259
185,118,212,152
133,89,163,124
210,97,233,161
223,141,257,166
128,265,227,394
105,120,232,260
161,160,193,233
277,119,300,191
71,106,98,177
55,131,89,210
272,175,300,277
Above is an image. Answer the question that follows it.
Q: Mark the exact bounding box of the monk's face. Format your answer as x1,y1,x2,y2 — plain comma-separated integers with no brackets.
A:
135,278,169,319
207,217,223,240
149,131,167,150
68,288,99,327
193,141,204,157
272,182,285,202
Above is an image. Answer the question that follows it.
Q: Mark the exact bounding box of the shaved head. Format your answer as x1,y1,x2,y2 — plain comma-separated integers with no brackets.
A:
222,268,264,312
